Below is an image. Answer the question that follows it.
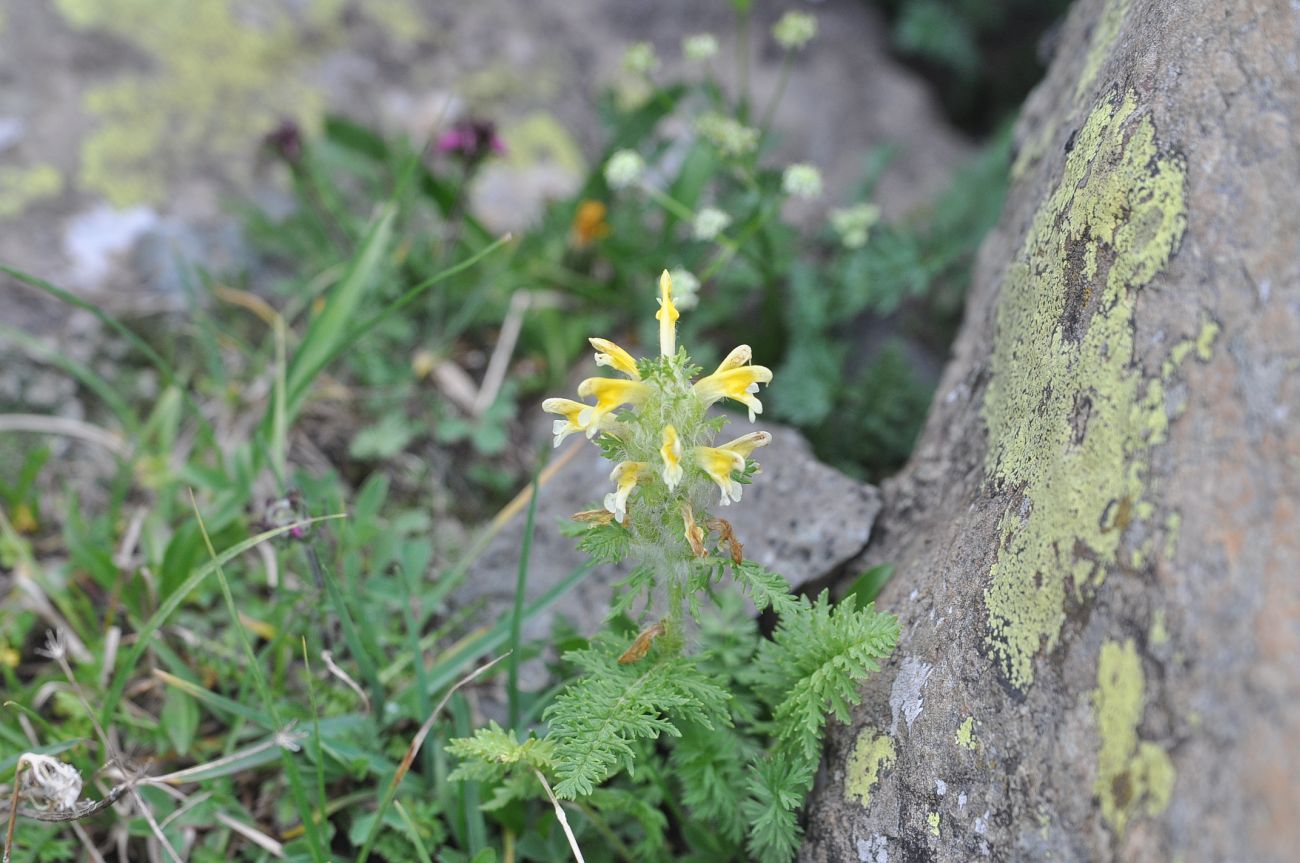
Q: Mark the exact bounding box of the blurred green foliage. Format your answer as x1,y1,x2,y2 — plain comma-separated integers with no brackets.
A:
870,0,1072,132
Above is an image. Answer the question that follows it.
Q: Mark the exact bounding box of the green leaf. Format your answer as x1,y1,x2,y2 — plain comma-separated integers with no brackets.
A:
350,413,416,460
160,687,199,756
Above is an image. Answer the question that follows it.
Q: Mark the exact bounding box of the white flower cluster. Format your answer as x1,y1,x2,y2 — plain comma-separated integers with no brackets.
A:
605,150,646,189
682,33,719,62
773,11,818,50
696,113,760,158
693,207,732,241
830,203,882,249
782,163,823,200
623,41,660,74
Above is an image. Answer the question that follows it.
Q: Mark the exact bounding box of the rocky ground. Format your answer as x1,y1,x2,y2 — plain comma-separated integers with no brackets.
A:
0,0,971,623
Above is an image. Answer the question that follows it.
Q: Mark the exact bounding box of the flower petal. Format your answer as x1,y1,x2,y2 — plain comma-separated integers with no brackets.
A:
655,269,679,357
576,378,652,436
589,338,641,379
660,424,684,490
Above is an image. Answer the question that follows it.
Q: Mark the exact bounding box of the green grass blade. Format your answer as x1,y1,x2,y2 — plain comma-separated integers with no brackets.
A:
283,205,396,418
99,514,345,727
508,453,547,729
307,546,386,718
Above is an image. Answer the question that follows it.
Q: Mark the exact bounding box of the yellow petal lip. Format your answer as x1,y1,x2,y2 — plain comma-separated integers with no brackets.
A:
589,337,641,379
576,377,652,436
719,430,772,458
604,461,650,522
660,424,684,490
542,397,591,446
692,446,747,506
655,269,679,357
692,364,774,421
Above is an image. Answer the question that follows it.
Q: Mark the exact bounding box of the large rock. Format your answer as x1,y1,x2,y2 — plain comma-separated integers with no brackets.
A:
800,1,1300,861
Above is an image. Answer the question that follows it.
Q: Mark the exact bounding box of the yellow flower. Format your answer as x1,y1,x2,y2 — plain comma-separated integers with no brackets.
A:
605,461,650,522
660,424,684,489
576,377,652,435
543,397,593,447
589,338,640,379
655,269,679,357
692,349,774,421
718,430,772,459
571,199,610,247
692,446,747,506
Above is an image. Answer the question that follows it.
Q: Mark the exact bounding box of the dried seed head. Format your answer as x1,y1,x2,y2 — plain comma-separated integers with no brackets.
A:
18,754,83,812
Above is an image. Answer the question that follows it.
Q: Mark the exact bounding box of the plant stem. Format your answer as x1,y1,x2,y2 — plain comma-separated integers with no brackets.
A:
509,452,548,729
736,4,752,119
758,53,794,140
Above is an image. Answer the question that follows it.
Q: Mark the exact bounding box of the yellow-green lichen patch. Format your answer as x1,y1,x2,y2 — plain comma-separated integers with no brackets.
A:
1149,609,1169,647
955,716,978,750
1075,0,1131,102
927,811,941,836
982,88,1189,691
0,164,64,216
844,727,895,808
1093,640,1176,834
52,0,427,206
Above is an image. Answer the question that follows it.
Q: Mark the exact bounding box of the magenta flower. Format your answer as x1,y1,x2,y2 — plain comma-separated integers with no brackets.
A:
434,119,506,163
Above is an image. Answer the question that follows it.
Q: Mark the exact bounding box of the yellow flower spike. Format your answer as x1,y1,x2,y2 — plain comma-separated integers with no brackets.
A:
718,430,772,459
714,344,753,373
692,364,774,422
576,377,652,436
660,424,684,489
692,446,747,506
655,269,679,357
681,502,707,558
542,397,593,447
604,461,650,523
589,338,641,379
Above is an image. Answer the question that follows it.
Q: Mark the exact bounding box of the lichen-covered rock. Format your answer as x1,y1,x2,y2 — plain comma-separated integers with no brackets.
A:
801,1,1300,861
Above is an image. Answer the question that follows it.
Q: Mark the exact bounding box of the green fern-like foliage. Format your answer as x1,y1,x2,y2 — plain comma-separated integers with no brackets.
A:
739,591,900,861
544,637,730,799
751,591,900,765
446,721,557,784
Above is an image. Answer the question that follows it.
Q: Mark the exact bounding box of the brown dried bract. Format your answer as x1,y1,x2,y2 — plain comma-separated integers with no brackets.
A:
571,509,614,525
617,621,666,664
707,518,744,565
681,503,708,558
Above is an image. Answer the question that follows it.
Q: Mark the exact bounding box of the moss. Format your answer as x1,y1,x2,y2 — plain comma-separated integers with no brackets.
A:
927,811,941,837
0,164,64,216
844,727,895,808
982,88,1190,691
1075,0,1131,102
955,716,977,750
1093,640,1176,834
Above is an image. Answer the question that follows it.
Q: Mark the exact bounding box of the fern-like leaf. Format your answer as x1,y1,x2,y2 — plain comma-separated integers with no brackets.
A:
750,591,899,764
729,559,801,617
742,756,817,863
446,721,556,784
545,642,730,799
